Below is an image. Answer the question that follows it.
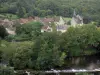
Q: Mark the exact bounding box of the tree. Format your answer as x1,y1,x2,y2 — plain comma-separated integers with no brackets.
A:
0,42,2,62
12,42,33,69
0,66,14,75
32,32,66,69
0,25,8,39
15,21,43,40
0,41,33,69
61,24,100,56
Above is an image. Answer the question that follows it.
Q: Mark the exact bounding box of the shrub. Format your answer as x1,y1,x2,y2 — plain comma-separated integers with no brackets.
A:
0,66,15,75
0,25,8,39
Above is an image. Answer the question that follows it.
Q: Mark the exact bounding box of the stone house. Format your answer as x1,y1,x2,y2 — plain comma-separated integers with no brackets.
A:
55,17,68,33
19,17,34,24
56,25,67,33
40,17,55,26
71,10,83,27
41,25,52,32
0,19,16,35
55,16,65,26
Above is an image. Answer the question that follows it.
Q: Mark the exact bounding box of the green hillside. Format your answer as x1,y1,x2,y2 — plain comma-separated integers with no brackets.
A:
0,0,100,23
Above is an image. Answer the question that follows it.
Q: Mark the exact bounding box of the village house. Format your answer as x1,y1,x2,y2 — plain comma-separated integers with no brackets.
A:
55,17,68,33
55,17,65,26
0,19,14,28
41,25,52,32
19,17,34,24
38,17,54,33
40,17,55,26
71,10,83,27
56,25,67,33
0,19,16,35
6,28,15,35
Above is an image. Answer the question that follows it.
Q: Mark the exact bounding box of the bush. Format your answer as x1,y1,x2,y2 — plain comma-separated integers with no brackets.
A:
15,21,43,40
0,25,8,39
32,32,66,69
12,41,33,69
5,35,15,42
0,66,15,75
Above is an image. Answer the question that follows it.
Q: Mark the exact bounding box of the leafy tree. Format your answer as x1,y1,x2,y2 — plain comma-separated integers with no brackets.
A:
0,25,8,39
0,66,14,75
1,0,100,23
0,41,33,69
32,32,66,69
15,21,43,40
16,2,27,18
12,47,33,69
12,42,33,69
0,46,2,62
61,24,100,56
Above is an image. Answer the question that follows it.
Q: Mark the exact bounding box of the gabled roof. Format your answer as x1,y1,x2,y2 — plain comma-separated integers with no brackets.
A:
6,28,15,35
73,15,83,24
41,25,51,30
19,17,34,24
40,18,54,25
71,10,83,25
0,19,14,28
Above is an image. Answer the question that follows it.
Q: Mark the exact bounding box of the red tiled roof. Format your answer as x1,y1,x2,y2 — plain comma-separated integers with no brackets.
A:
19,17,34,24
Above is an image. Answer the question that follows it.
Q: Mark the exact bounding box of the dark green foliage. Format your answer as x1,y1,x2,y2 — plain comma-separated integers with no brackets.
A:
32,32,66,69
61,24,100,56
15,21,43,40
0,50,2,62
0,66,15,75
0,25,8,39
12,46,33,69
0,41,33,69
5,35,15,42
0,23,100,70
1,0,100,24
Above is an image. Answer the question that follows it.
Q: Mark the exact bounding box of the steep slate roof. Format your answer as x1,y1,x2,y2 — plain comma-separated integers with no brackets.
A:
71,10,83,26
74,15,83,24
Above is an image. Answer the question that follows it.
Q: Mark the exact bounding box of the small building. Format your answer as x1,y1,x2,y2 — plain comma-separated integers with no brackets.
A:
19,17,34,25
55,16,68,33
55,16,65,26
40,17,54,26
56,25,67,33
6,28,15,35
41,25,53,32
0,19,14,28
71,10,83,27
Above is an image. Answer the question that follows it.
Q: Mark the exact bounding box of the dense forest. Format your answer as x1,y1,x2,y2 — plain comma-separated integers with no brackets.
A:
0,0,100,24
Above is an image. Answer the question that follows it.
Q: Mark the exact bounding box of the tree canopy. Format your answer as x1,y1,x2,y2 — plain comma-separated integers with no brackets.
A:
1,0,100,23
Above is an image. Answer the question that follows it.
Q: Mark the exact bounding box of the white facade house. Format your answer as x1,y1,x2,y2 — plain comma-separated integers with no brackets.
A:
41,25,53,32
56,25,67,33
55,17,65,26
55,16,67,33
